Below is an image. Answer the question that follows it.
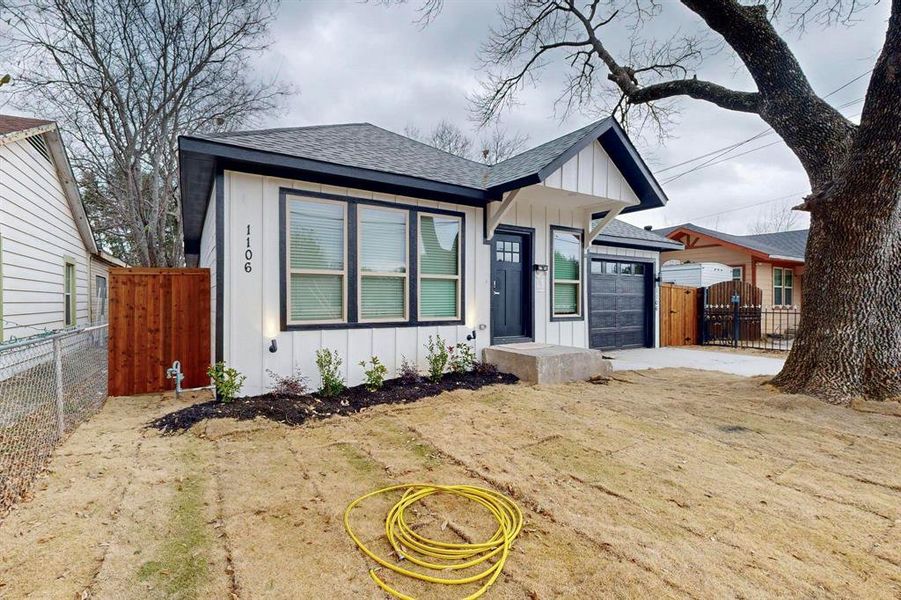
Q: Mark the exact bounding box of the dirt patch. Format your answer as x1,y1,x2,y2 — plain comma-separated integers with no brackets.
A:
148,370,518,433
1,369,900,599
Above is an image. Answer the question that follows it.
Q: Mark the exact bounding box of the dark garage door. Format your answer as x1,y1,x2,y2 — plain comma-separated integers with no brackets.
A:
589,260,651,350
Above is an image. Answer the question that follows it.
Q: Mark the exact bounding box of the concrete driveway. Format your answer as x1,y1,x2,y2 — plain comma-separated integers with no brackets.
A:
606,347,785,377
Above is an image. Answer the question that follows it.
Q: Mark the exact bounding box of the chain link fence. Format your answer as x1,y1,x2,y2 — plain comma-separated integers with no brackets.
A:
0,325,108,514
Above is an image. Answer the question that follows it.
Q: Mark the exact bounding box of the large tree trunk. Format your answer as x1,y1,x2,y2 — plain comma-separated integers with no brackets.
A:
771,189,901,403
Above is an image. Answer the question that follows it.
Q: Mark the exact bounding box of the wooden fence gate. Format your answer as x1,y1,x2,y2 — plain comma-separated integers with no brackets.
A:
659,284,699,346
108,268,210,396
701,280,763,346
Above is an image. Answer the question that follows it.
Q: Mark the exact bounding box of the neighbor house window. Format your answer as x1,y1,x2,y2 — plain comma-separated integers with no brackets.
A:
773,267,793,306
359,207,408,321
64,260,76,326
95,275,108,321
287,197,347,323
732,266,743,281
551,229,582,318
418,214,460,320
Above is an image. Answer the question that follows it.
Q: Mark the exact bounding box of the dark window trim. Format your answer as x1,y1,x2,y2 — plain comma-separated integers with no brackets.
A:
490,225,536,345
587,253,656,349
279,187,466,331
549,225,585,323
215,168,225,363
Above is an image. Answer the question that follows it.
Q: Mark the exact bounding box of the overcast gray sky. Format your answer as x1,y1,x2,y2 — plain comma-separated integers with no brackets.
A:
251,0,890,234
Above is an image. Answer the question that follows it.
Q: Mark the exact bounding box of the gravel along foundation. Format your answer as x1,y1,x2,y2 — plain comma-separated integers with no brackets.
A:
344,483,524,599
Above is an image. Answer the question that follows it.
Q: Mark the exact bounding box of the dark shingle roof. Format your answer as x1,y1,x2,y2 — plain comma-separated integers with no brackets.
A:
200,123,491,190
0,114,53,136
657,223,808,260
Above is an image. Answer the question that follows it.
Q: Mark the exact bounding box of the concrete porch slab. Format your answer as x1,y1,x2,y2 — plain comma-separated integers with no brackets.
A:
483,342,612,384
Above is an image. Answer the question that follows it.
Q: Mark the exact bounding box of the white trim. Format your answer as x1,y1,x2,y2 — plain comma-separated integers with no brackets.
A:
417,212,462,321
357,205,409,323
551,229,583,318
486,189,520,241
285,196,348,325
585,205,624,249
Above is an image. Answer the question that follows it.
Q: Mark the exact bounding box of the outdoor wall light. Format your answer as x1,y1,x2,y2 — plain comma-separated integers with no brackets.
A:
533,264,549,272
268,338,278,353
466,330,477,342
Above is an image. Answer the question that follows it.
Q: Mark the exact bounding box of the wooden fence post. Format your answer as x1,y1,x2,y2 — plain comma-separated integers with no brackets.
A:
53,336,66,439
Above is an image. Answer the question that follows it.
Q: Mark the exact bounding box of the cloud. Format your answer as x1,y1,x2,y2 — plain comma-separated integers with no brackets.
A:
251,0,890,234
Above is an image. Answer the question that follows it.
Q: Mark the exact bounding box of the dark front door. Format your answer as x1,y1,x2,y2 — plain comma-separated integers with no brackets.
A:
491,231,532,343
588,259,650,350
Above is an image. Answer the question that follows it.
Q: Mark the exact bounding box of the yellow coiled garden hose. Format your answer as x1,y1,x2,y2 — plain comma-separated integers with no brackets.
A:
344,483,524,599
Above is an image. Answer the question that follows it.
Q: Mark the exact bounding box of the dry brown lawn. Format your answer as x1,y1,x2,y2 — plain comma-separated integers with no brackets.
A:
1,369,899,599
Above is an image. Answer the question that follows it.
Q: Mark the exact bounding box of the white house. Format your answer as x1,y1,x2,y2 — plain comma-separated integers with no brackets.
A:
179,118,682,393
0,114,123,343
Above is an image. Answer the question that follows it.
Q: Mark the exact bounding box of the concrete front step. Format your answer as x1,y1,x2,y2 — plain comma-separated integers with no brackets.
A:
482,342,612,384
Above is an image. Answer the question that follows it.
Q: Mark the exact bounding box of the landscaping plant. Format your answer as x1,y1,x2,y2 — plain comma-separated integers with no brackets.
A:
359,356,389,392
266,369,309,397
207,362,245,403
448,342,476,374
398,356,421,384
425,335,450,383
315,348,345,397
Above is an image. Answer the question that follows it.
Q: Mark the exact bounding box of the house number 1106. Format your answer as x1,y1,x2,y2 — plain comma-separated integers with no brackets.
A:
244,225,253,273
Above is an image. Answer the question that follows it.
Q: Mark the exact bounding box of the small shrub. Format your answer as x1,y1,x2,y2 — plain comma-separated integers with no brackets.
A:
207,362,245,403
266,368,309,397
425,335,450,383
315,348,345,397
398,356,421,384
448,342,476,374
473,361,498,376
359,356,389,392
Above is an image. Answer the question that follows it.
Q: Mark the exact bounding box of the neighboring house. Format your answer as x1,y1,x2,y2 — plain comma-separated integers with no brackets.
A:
0,114,123,343
179,118,682,393
657,223,808,309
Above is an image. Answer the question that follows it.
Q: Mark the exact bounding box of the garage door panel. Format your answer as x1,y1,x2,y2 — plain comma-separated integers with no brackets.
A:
589,259,650,351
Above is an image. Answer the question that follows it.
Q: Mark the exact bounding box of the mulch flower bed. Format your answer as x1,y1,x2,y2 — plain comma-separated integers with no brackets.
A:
149,370,518,433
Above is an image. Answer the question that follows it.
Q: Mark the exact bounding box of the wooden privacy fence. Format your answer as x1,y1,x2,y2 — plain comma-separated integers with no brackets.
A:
659,284,699,346
108,268,210,396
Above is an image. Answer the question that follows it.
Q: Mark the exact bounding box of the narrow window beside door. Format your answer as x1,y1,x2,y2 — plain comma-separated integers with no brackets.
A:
551,229,582,318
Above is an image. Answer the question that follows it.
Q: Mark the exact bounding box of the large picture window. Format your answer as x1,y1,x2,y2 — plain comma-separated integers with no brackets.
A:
773,267,793,306
282,190,464,329
359,207,408,321
418,214,461,320
287,197,347,323
551,228,582,318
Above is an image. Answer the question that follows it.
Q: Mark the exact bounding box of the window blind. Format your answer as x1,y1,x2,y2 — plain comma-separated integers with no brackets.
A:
360,208,407,320
419,215,460,319
288,199,345,322
552,231,581,316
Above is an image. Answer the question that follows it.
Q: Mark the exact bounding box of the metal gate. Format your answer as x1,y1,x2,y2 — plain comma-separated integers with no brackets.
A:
108,268,210,396
701,281,762,347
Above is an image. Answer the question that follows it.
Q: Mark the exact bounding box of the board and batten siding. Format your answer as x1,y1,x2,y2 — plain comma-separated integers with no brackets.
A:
215,143,658,393
0,135,90,341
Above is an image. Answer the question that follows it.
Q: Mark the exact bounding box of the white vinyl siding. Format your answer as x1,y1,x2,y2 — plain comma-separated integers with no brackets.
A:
0,135,91,339
418,214,461,320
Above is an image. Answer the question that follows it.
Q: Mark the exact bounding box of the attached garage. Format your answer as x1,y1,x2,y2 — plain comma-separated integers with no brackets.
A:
588,258,653,350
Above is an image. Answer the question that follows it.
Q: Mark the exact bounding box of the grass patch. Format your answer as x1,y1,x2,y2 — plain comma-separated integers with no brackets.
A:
334,442,381,475
136,448,210,599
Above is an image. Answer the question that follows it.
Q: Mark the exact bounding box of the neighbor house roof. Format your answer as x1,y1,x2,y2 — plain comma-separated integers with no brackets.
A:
0,114,53,137
0,113,99,256
179,117,669,257
657,223,807,262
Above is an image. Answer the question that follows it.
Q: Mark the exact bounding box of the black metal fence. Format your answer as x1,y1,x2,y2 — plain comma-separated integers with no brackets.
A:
701,303,800,351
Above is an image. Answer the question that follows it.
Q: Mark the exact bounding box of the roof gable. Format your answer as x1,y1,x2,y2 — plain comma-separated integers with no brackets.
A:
660,223,807,261
179,117,669,255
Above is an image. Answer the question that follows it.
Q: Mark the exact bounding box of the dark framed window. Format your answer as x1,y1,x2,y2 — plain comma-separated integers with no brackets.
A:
64,259,76,326
550,226,584,321
279,188,465,331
